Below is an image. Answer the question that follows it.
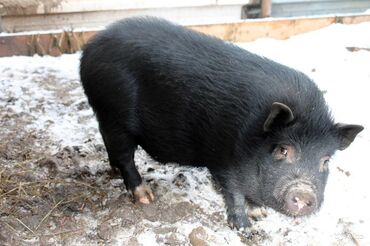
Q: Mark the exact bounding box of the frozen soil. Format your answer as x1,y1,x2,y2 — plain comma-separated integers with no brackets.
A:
1,23,370,245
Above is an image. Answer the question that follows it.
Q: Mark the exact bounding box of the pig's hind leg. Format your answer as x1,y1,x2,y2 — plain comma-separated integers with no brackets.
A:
99,121,154,204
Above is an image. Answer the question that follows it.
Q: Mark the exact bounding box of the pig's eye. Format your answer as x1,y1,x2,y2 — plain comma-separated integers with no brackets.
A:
273,144,293,162
280,147,288,157
319,157,330,172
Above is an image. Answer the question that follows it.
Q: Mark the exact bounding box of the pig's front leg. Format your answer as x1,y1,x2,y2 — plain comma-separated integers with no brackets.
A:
223,190,251,230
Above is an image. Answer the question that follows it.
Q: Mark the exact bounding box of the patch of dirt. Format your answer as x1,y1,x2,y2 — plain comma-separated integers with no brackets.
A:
0,120,218,245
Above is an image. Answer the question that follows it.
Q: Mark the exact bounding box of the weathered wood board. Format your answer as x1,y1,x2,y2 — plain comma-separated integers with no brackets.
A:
0,14,369,57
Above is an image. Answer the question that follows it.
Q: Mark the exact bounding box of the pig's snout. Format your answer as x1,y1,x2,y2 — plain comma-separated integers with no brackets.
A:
284,185,317,216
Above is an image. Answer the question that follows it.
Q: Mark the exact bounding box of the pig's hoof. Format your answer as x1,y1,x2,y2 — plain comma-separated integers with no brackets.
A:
228,214,251,230
248,206,267,221
133,183,154,204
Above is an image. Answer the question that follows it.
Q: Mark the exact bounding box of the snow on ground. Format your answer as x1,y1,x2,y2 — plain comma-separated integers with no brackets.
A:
0,22,369,245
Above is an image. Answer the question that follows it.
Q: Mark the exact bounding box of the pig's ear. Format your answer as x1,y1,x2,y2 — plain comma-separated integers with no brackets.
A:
335,123,364,150
264,102,294,132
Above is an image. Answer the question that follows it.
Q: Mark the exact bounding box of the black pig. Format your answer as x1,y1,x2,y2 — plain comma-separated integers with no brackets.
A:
79,17,363,229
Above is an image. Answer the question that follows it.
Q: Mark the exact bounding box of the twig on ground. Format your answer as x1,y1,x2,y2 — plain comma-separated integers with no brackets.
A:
4,222,19,235
0,187,18,199
35,199,64,231
38,228,84,237
344,228,360,246
15,217,36,235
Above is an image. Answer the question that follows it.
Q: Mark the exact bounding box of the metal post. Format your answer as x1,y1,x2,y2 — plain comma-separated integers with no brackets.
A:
261,0,272,18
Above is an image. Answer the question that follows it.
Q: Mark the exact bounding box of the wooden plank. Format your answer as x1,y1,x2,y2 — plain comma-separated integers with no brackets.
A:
1,5,245,32
1,14,370,57
340,14,370,24
0,0,217,16
0,31,96,56
0,0,255,16
217,0,251,4
55,0,217,13
189,15,343,42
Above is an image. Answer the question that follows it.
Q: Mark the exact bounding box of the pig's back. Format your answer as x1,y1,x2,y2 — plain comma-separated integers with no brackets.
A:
80,17,328,167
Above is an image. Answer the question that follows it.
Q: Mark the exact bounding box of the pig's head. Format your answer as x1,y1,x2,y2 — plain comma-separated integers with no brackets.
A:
255,102,363,217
